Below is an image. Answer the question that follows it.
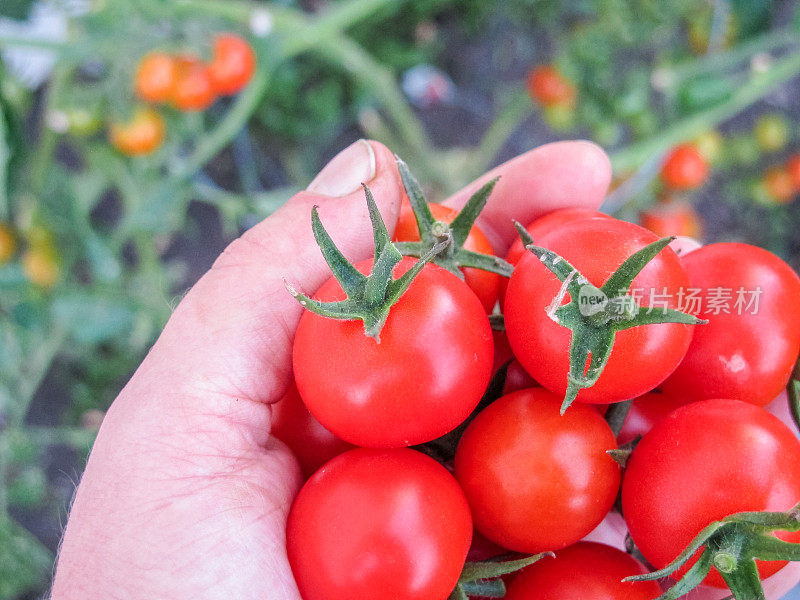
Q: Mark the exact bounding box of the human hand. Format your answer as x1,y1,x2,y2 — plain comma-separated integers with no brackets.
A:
51,139,611,599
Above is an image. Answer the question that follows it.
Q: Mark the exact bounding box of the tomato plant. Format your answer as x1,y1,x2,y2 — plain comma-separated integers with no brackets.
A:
208,34,256,96
171,56,217,111
109,108,165,156
660,243,800,407
622,399,800,591
526,65,575,107
640,199,702,238
287,448,472,600
660,144,709,190
134,52,178,104
505,217,699,407
291,189,493,448
505,542,662,600
454,388,619,553
270,383,354,479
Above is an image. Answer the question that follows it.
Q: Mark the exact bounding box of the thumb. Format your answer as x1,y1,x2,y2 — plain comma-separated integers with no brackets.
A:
137,139,402,411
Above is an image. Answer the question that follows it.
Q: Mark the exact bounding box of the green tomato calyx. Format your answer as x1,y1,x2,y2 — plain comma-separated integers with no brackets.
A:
449,552,553,600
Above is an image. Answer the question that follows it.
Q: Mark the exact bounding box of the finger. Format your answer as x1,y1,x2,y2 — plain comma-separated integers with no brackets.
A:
443,140,612,254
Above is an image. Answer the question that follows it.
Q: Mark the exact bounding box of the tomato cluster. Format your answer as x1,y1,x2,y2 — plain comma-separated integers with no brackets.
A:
110,34,255,156
0,222,60,288
278,161,800,600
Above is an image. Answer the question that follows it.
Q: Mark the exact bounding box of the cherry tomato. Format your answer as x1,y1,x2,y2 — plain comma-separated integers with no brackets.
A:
293,257,493,448
505,218,694,404
134,52,177,103
500,208,609,304
171,56,217,111
754,113,789,152
617,390,690,445
505,542,662,600
270,382,353,479
660,144,709,190
287,448,472,600
394,200,499,312
622,399,800,588
208,33,256,96
22,245,59,288
660,243,800,407
109,108,165,156
786,154,800,189
0,223,16,263
640,200,702,238
526,65,575,107
454,388,620,553
763,166,797,204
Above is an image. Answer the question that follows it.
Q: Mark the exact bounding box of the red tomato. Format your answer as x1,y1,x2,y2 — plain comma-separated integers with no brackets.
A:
394,200,499,312
660,144,709,190
504,218,694,404
786,154,800,189
293,257,493,448
109,108,165,156
500,208,609,304
505,542,662,600
208,33,256,95
660,243,800,407
287,448,472,600
640,200,702,239
622,399,800,588
526,65,575,107
171,56,217,111
763,166,797,204
270,383,353,478
134,52,177,103
617,390,690,445
454,388,620,553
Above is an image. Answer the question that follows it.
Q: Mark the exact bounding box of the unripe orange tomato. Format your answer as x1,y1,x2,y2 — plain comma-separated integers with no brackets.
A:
22,245,59,288
134,52,178,103
640,200,702,238
0,223,16,263
763,166,797,204
171,56,217,111
208,34,256,96
109,108,165,156
785,154,800,189
526,65,575,107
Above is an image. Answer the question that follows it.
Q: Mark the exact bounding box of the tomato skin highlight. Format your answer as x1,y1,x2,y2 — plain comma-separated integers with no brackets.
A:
504,218,694,404
134,52,177,103
505,542,662,600
622,399,800,588
208,34,256,95
293,257,493,448
660,144,709,190
660,243,800,407
287,448,472,600
454,388,620,553
270,382,354,479
394,200,499,312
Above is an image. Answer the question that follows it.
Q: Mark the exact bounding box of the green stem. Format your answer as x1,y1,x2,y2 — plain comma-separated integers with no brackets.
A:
0,34,69,52
470,89,533,177
610,50,800,173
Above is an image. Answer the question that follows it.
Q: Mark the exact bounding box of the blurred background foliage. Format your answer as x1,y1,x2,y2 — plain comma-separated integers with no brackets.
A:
1,0,800,597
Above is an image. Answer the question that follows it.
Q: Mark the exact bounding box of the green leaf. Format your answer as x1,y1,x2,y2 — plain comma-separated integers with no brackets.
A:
0,517,53,600
52,292,136,345
0,0,34,20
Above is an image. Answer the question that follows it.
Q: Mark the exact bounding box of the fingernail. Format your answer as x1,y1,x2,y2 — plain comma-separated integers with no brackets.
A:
307,139,376,197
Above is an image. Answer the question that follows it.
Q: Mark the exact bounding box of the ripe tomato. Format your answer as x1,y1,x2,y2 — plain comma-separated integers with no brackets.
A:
208,33,256,95
622,399,800,588
293,257,493,448
617,390,689,445
134,52,177,103
660,243,800,407
171,56,217,111
394,200,499,312
526,65,575,107
109,108,165,156
0,223,16,263
660,144,709,190
763,166,797,204
454,388,619,553
504,218,694,404
640,200,702,239
786,154,800,189
505,542,662,600
22,246,59,288
287,448,472,600
500,208,609,304
270,382,354,479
